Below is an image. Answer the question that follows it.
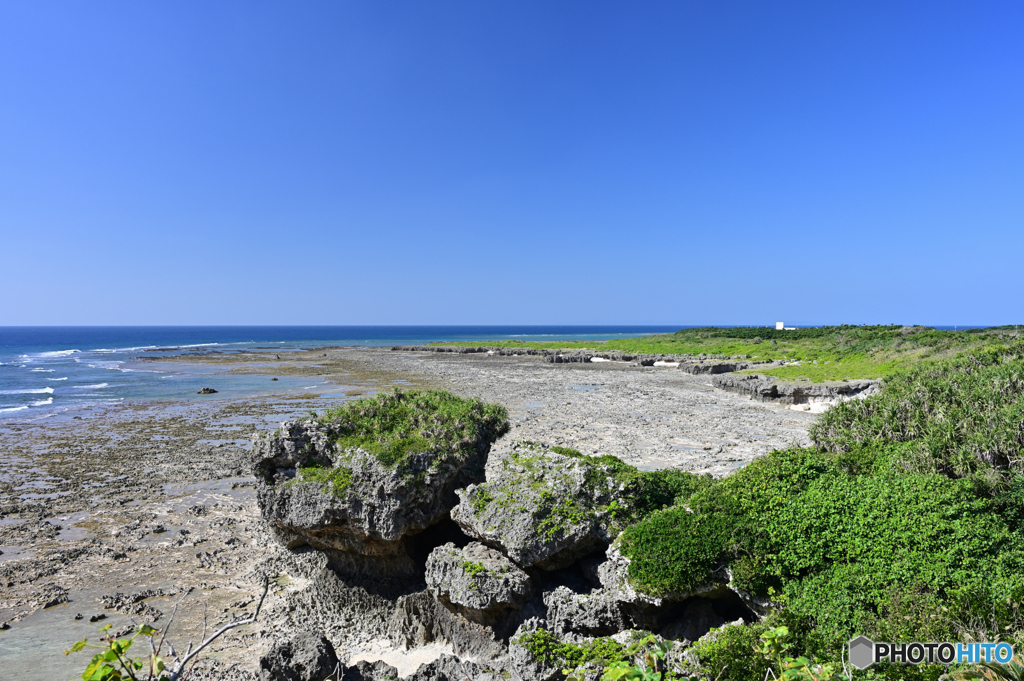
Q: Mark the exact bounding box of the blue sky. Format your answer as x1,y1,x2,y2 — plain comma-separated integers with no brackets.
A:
1,2,1022,326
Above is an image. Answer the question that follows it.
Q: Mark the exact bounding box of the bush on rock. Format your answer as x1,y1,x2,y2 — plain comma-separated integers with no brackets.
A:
252,389,509,559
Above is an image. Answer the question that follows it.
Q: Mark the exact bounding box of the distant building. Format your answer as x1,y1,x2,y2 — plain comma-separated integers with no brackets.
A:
776,321,797,331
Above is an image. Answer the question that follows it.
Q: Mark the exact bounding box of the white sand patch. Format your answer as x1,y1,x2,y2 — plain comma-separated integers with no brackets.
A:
653,361,680,367
589,357,612,362
348,641,454,677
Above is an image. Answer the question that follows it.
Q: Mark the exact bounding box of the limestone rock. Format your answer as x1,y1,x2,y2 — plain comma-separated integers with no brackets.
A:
712,374,880,406
508,620,563,681
451,442,635,570
388,591,508,661
258,631,340,681
425,542,533,624
252,399,505,557
341,660,399,681
543,586,626,637
404,654,506,681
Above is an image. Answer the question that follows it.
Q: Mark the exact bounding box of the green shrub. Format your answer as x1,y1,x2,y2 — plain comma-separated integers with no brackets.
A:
616,506,733,595
513,627,626,669
811,341,1024,477
689,620,771,681
317,388,509,468
621,442,1024,667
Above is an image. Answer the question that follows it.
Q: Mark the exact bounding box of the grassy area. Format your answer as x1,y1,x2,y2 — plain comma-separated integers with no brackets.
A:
611,341,1024,680
428,325,1022,381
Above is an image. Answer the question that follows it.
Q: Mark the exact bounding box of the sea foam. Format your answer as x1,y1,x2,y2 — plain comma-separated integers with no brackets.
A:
36,349,81,358
0,387,55,395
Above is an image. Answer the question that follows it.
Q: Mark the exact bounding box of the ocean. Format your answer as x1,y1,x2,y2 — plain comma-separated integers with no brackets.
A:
0,326,679,421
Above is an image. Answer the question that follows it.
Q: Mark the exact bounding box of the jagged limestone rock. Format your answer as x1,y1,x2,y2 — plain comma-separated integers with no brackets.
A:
450,442,639,570
340,660,399,681
258,631,339,681
252,390,509,558
425,542,533,624
543,586,626,638
388,591,508,661
402,654,507,681
508,620,564,681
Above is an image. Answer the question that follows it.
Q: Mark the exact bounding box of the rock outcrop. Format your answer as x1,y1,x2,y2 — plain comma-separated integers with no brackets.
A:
543,586,626,637
251,390,508,588
677,360,769,375
712,374,880,406
425,542,533,627
451,443,634,570
258,631,340,681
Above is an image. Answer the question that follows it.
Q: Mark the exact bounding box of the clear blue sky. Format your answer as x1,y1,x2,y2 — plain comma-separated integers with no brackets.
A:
2,2,1022,326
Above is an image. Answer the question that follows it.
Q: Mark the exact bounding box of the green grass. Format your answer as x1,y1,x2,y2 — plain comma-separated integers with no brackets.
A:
317,388,509,469
426,325,1023,382
296,463,353,497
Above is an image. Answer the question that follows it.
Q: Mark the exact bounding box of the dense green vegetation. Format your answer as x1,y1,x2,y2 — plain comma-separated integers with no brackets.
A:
291,389,509,497
812,343,1024,477
317,388,509,467
609,341,1024,680
513,627,627,669
428,325,1022,382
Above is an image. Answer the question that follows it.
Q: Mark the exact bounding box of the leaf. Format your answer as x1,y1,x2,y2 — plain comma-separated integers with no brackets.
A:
138,625,157,637
99,624,112,632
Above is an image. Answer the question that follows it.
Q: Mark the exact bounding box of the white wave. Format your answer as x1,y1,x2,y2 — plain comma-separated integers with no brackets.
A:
178,342,222,348
0,387,54,395
32,397,54,406
31,368,55,372
74,383,110,389
0,405,28,413
52,377,68,380
92,345,158,353
88,361,122,370
36,349,81,358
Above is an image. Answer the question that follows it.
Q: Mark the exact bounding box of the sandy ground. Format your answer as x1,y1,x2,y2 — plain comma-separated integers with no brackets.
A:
0,347,814,679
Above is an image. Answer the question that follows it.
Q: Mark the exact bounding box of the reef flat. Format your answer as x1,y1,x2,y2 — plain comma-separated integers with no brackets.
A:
0,346,812,679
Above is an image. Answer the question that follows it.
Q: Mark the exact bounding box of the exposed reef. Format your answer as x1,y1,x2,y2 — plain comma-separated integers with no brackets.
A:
254,398,754,681
711,373,880,406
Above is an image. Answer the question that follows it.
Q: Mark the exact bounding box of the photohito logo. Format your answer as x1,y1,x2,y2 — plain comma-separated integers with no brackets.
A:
848,637,1015,669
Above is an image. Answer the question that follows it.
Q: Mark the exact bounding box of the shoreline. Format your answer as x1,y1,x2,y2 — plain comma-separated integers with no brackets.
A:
0,347,813,678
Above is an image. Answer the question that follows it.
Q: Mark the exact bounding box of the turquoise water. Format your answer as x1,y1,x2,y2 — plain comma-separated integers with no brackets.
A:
0,326,678,420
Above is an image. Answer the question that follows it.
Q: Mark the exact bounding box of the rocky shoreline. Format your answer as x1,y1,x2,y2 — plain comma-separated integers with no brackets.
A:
0,347,815,679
